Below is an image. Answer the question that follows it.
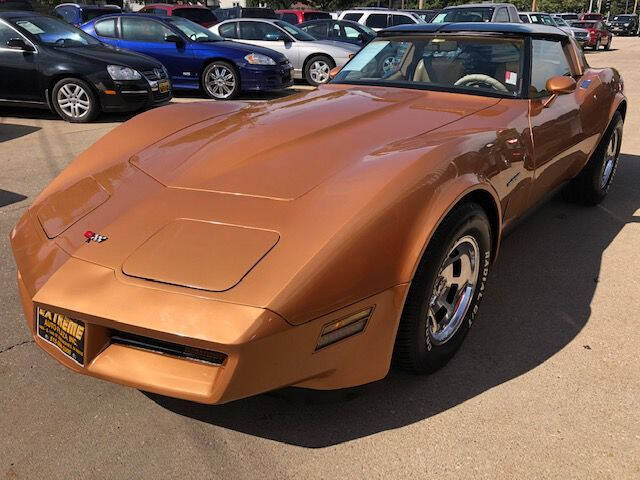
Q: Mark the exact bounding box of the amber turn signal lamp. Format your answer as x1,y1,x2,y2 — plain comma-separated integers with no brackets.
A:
315,308,373,350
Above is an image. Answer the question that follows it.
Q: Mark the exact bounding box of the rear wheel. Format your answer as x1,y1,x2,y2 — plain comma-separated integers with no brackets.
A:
304,55,334,86
605,37,612,50
394,203,492,374
594,38,601,50
562,112,623,205
201,61,239,100
51,78,98,123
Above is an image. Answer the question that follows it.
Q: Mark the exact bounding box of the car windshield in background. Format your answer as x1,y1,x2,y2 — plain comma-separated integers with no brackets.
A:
527,14,556,26
13,16,101,46
432,8,494,23
305,12,332,21
173,8,217,24
553,17,569,26
612,15,634,21
83,9,118,22
571,21,596,28
274,20,315,41
166,17,222,41
333,35,524,98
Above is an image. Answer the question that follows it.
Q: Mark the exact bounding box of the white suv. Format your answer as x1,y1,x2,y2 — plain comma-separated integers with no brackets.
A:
337,9,425,31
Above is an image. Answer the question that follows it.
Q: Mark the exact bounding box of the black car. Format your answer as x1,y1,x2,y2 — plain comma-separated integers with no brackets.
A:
298,19,375,46
607,14,639,36
0,11,171,122
403,9,439,22
214,6,277,21
54,3,121,27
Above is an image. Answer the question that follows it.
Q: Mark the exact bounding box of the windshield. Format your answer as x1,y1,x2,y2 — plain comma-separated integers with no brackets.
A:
13,16,101,46
333,35,524,98
571,21,596,28
173,8,217,24
527,13,556,26
612,15,634,21
553,17,568,26
274,20,315,41
166,17,222,42
358,23,376,36
305,12,331,21
432,7,494,23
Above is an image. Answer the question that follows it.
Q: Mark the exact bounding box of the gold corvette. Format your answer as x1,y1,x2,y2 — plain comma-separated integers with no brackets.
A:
11,23,625,404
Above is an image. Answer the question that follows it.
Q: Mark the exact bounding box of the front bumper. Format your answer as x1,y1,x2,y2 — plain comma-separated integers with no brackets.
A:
96,77,172,113
11,210,406,404
240,63,293,92
609,25,634,35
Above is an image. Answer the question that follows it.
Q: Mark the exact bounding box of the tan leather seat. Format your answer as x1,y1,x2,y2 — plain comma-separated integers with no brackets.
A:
413,59,431,83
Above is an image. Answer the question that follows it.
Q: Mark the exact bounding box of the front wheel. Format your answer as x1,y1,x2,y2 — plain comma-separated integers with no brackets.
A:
605,37,612,50
594,38,601,50
304,55,335,86
201,61,239,100
562,112,623,205
51,78,98,123
393,202,492,374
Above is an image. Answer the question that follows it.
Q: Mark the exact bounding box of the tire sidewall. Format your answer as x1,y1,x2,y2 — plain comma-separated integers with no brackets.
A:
591,115,623,197
304,55,334,86
407,207,492,372
51,78,98,123
201,61,240,100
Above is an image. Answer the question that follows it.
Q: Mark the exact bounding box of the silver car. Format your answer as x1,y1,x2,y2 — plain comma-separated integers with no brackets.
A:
211,18,360,86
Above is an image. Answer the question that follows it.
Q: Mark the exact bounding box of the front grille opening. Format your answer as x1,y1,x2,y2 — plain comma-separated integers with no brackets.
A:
111,330,227,366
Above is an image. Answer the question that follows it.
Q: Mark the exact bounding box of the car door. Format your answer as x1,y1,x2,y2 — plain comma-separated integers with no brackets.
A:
237,21,298,64
116,17,191,82
527,38,587,204
0,21,41,102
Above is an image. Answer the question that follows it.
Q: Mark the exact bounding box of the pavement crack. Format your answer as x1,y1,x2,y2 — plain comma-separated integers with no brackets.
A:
0,339,34,355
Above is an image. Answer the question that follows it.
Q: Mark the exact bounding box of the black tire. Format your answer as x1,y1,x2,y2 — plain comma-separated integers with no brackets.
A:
562,112,623,205
201,61,240,100
393,202,492,374
304,55,335,86
51,78,98,123
605,37,612,50
594,38,601,50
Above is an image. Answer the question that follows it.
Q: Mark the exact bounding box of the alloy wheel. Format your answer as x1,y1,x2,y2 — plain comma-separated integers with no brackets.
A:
205,65,236,99
56,83,91,119
427,235,480,345
309,60,331,84
600,128,620,189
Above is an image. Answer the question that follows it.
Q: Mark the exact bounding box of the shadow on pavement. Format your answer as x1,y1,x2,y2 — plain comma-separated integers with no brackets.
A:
147,154,640,448
0,123,40,143
0,189,28,208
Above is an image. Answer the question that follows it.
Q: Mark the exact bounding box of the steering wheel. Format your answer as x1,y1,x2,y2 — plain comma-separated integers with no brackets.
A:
454,74,508,93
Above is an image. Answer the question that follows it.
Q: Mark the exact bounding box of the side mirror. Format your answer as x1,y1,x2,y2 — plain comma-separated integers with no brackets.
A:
164,34,183,45
6,38,34,52
543,75,576,107
329,65,342,79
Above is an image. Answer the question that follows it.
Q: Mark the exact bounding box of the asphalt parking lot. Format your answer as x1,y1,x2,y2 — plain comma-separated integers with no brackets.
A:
1,38,640,479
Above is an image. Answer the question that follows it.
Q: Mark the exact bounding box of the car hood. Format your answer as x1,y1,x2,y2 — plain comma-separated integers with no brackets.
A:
192,40,289,62
56,44,162,70
130,84,497,200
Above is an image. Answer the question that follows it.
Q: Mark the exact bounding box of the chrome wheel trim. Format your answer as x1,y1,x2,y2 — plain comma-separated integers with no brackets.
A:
600,128,620,189
205,65,236,99
427,235,480,346
309,59,330,84
56,83,90,119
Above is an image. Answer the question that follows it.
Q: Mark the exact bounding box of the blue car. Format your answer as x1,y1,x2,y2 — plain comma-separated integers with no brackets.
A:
81,13,293,99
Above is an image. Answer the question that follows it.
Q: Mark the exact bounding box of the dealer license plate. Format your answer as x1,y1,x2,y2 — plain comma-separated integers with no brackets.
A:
36,307,85,366
158,80,170,93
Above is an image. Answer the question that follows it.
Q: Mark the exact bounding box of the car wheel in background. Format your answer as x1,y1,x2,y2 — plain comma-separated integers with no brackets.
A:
304,55,335,86
594,38,601,50
605,37,612,50
51,78,98,123
201,61,239,100
562,112,623,205
393,202,492,374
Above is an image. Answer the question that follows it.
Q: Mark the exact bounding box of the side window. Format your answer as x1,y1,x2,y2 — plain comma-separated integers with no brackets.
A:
519,15,530,23
365,14,388,29
343,25,360,38
343,13,363,22
495,8,510,23
57,7,76,23
121,18,174,42
391,14,414,26
239,21,283,41
218,22,237,38
530,39,572,97
94,19,116,38
0,23,18,46
303,23,327,39
280,13,297,24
